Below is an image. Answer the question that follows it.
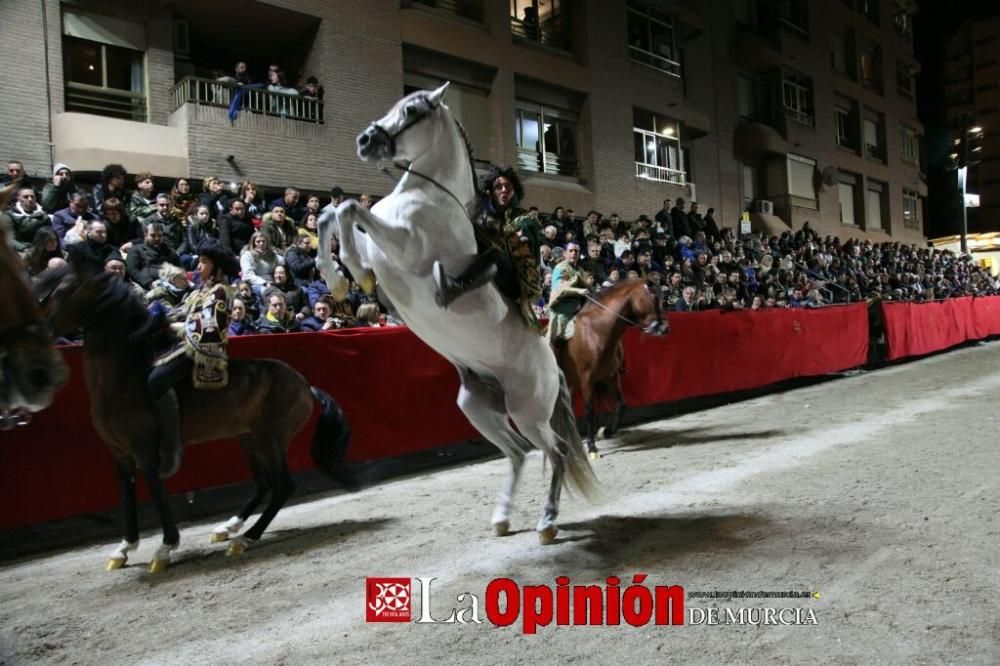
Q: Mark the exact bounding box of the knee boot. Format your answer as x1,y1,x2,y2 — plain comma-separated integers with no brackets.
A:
156,389,183,478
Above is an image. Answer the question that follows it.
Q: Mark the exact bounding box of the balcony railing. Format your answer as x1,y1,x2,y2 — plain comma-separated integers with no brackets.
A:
784,106,815,127
170,76,324,123
403,0,483,22
629,45,682,78
510,17,571,51
775,193,818,210
65,82,148,122
518,149,579,177
635,162,686,185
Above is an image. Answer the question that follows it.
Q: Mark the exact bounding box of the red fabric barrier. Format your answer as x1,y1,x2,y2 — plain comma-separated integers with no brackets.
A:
971,296,1000,338
618,304,870,406
0,305,868,530
882,298,976,361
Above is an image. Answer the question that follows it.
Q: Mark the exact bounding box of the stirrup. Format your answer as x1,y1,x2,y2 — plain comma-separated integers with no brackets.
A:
434,261,496,308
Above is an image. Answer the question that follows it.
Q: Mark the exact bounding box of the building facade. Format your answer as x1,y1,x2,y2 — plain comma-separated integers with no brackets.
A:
0,0,925,242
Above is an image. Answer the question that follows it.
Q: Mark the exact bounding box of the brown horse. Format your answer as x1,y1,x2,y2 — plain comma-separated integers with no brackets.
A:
554,279,667,458
39,265,356,572
0,184,68,428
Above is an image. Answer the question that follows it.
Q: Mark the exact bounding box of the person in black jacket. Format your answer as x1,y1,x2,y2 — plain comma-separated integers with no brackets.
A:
100,197,142,253
89,164,128,217
283,234,316,285
179,203,219,268
125,223,182,290
66,220,122,273
671,197,693,240
218,198,254,254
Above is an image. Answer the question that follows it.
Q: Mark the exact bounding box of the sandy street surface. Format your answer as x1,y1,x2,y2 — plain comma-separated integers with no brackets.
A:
1,342,999,665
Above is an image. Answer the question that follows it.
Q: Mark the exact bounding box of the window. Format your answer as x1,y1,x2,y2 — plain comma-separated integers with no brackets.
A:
896,62,913,97
633,108,684,184
866,179,885,230
742,164,758,209
830,27,851,77
511,0,570,51
62,12,147,122
862,0,879,25
903,189,919,229
782,69,814,126
516,102,578,177
405,74,490,167
899,125,918,165
627,1,680,77
835,96,857,150
738,76,755,119
864,110,885,161
758,0,809,37
786,154,817,208
859,39,882,93
839,172,858,226
892,1,911,38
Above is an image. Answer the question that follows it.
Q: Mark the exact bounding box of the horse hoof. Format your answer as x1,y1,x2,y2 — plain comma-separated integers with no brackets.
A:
227,538,248,557
588,450,601,461
538,526,558,545
148,559,170,574
106,558,126,571
210,531,229,544
493,521,510,537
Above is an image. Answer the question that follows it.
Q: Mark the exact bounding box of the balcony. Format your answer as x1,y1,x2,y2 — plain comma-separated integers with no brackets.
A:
635,162,686,185
402,0,483,23
510,16,571,52
629,45,681,78
65,82,147,123
518,149,579,178
170,77,324,124
784,106,815,128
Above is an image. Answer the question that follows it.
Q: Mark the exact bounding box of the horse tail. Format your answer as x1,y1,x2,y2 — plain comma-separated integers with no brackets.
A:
309,387,359,490
550,371,602,501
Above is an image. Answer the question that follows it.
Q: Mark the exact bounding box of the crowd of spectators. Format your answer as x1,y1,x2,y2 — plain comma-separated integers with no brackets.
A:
5,156,998,341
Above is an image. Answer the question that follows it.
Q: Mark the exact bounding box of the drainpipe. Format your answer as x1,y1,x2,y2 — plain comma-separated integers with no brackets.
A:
41,0,55,170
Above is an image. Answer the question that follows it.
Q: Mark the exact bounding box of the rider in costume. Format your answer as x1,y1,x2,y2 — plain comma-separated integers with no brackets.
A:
433,166,542,330
547,240,594,345
148,239,238,477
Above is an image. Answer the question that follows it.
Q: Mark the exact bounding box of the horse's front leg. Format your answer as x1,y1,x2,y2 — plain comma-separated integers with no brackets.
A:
584,396,600,460
106,459,140,570
137,458,179,574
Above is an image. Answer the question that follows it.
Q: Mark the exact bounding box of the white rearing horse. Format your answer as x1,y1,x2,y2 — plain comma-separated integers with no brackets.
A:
317,82,599,543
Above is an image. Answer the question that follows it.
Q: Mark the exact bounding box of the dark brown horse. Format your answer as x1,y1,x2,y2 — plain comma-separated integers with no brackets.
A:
0,184,68,427
39,265,355,572
554,279,667,458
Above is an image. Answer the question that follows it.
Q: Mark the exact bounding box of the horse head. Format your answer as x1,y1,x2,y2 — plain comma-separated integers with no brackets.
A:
639,280,669,337
0,187,69,425
357,82,451,164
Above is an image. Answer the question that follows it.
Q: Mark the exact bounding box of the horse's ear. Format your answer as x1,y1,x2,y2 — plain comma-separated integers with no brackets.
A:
427,81,450,107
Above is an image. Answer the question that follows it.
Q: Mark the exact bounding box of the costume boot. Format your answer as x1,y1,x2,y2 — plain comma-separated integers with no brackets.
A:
434,251,499,308
156,389,183,478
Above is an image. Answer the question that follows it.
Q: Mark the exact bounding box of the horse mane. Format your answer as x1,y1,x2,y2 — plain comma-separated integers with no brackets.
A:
589,279,648,308
451,115,479,198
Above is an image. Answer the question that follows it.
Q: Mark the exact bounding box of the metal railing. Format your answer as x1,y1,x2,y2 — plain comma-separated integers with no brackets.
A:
518,149,579,177
783,106,814,127
65,82,148,122
635,162,686,184
170,76,324,123
510,16,572,51
404,0,483,21
628,45,682,78
774,193,818,210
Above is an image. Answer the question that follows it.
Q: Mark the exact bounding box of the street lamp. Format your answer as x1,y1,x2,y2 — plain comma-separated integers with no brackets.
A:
956,123,985,254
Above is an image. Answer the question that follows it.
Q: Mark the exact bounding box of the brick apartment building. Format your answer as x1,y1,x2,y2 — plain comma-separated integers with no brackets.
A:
0,0,925,242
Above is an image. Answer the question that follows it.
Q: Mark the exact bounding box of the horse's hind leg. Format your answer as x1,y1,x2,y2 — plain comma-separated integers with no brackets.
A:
584,392,600,459
604,375,626,438
456,368,530,536
228,442,295,556
106,459,140,570
211,439,270,543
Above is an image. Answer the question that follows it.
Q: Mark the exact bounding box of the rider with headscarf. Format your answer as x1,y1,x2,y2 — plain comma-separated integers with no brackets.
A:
433,165,542,330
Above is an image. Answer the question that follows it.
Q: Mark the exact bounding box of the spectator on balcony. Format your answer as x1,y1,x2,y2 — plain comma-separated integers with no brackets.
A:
66,219,120,273
170,178,197,219
144,193,185,251
218,61,252,86
671,197,693,240
90,164,128,217
269,187,305,223
52,193,95,241
22,227,63,277
329,186,346,208
41,163,81,214
8,187,49,252
126,223,181,291
300,75,324,100
256,290,300,334
218,198,254,255
228,297,257,336
102,197,142,255
240,231,283,298
521,5,539,39
179,203,219,269
266,69,299,116
197,176,226,220
260,205,297,253
285,233,317,285
127,172,158,223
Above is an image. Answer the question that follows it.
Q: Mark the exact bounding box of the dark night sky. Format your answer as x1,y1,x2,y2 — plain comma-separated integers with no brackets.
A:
916,1,999,236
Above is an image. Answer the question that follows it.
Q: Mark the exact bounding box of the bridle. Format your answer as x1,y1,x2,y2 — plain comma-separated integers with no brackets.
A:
580,281,667,335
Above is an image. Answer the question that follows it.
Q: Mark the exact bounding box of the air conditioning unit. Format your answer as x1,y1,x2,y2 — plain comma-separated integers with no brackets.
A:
685,182,697,203
753,199,774,215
